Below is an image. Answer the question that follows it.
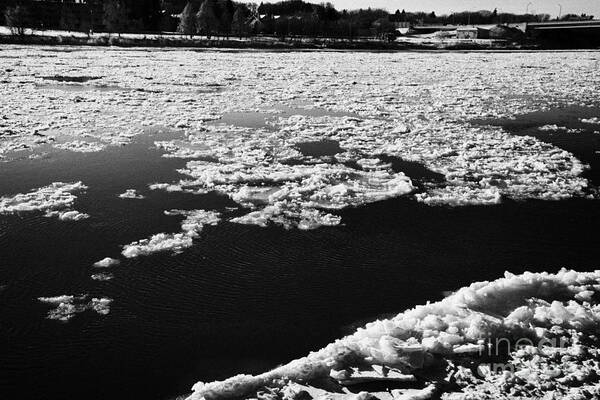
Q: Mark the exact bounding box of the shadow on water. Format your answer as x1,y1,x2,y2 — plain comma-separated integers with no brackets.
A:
378,154,446,187
295,139,342,157
41,75,103,83
0,109,599,400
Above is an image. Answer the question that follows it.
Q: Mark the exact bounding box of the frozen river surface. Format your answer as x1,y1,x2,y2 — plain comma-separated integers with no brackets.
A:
0,46,599,400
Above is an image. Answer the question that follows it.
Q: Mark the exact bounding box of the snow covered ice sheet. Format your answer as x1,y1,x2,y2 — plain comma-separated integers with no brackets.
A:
1,49,598,227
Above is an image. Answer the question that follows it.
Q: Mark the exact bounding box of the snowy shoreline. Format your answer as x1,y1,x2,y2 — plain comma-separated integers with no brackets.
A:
0,31,527,51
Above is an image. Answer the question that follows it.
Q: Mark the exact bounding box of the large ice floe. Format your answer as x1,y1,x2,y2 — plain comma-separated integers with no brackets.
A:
121,209,220,258
187,269,600,400
168,152,413,230
0,181,89,220
37,295,112,322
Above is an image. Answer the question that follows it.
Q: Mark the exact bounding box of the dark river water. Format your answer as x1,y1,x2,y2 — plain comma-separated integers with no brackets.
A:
0,106,599,400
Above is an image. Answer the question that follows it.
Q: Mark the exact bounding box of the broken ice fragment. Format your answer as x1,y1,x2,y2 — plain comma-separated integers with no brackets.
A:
118,189,145,199
121,210,220,258
38,295,112,322
93,257,120,268
0,182,89,221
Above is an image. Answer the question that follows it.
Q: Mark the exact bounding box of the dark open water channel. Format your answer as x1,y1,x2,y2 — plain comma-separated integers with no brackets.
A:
0,107,599,400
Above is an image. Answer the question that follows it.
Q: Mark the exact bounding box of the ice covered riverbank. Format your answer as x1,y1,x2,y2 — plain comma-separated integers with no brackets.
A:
187,269,600,400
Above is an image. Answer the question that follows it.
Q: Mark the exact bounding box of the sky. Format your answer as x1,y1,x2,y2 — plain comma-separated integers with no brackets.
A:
327,0,600,17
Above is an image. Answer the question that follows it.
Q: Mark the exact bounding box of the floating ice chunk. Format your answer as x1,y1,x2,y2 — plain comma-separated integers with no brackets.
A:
38,295,74,305
43,301,80,321
0,182,88,219
122,232,193,258
54,140,106,153
149,183,184,192
172,209,221,235
416,187,502,206
45,209,90,221
580,117,600,124
538,125,584,134
121,209,220,258
91,272,114,281
574,290,594,302
93,257,120,268
538,124,562,131
231,205,342,230
230,206,279,228
118,189,145,199
38,295,112,322
89,297,112,315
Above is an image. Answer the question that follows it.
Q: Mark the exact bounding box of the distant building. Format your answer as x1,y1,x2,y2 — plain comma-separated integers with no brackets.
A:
393,21,410,29
247,17,265,33
456,26,490,39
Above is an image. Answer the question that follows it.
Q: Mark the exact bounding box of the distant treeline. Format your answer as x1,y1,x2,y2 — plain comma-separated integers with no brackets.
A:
0,0,596,38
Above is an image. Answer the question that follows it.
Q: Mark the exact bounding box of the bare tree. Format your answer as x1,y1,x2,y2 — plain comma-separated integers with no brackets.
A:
178,1,196,38
231,5,248,39
196,0,219,39
218,0,235,39
103,0,128,37
4,5,29,36
60,5,79,33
